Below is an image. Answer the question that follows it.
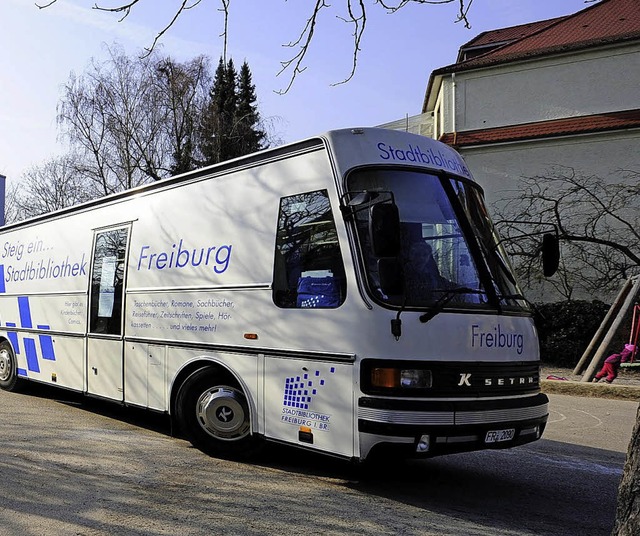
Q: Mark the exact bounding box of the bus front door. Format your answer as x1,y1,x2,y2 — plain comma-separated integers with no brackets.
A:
86,226,130,401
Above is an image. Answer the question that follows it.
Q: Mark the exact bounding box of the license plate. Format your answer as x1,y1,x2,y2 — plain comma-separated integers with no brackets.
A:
485,428,516,443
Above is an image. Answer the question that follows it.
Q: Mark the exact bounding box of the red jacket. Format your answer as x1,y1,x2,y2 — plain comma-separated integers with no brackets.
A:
604,348,633,365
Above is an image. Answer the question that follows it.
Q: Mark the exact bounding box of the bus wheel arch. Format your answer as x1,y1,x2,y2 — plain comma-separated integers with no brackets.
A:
173,362,259,457
0,338,19,392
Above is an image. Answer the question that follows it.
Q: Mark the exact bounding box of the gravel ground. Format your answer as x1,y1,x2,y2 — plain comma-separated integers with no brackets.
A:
542,365,640,385
541,364,640,401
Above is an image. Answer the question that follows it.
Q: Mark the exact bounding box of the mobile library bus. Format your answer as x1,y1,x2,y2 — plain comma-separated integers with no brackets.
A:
0,128,555,460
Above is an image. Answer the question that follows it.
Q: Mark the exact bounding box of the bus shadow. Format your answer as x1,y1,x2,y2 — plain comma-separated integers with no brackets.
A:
253,439,623,536
17,382,172,436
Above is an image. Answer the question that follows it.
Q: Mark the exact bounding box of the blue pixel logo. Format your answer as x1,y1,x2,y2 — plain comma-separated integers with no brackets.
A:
280,367,335,432
282,367,335,410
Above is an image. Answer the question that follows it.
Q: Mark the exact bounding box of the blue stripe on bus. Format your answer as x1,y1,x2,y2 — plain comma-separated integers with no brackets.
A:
39,335,55,360
0,265,5,293
24,338,40,372
37,325,55,360
6,329,19,355
18,297,33,329
17,368,27,377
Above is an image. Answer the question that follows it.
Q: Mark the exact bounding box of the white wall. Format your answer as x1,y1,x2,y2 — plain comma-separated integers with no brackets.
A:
461,129,640,301
453,44,640,131
461,129,640,206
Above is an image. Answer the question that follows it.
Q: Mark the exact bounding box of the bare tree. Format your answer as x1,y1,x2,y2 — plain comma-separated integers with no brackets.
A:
3,181,24,225
155,56,212,175
494,166,640,299
37,0,474,93
58,45,171,194
9,155,94,222
57,45,215,194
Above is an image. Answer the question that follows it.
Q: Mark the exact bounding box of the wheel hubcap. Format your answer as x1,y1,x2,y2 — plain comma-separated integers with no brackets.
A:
0,349,12,382
196,386,250,440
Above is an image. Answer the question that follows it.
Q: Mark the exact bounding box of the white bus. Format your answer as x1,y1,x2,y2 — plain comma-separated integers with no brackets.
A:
0,128,556,460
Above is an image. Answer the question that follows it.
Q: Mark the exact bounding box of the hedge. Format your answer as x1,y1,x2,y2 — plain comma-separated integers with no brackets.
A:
534,300,612,368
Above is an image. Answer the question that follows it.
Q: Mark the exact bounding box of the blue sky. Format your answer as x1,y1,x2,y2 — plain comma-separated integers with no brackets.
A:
0,0,591,181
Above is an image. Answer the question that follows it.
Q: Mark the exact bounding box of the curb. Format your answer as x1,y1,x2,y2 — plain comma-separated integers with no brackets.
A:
541,379,640,401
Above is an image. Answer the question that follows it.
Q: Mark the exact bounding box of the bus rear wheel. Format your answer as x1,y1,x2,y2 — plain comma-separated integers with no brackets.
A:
0,341,19,392
176,367,256,457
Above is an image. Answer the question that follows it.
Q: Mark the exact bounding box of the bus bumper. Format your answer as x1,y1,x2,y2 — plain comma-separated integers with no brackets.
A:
357,392,548,460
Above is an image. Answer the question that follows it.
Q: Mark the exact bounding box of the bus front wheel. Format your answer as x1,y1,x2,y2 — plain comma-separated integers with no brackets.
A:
175,367,256,457
0,341,19,392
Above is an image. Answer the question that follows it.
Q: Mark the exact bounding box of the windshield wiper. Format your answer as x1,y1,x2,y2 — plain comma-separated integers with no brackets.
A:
419,287,487,324
391,287,486,340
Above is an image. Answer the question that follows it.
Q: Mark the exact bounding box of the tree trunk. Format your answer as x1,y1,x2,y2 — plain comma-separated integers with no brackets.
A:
612,404,640,535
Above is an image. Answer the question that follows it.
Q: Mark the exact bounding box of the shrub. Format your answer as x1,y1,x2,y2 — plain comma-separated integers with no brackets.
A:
534,300,610,367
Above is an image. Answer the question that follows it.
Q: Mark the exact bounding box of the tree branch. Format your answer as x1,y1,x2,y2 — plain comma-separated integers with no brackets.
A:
35,0,58,8
331,0,366,87
219,0,230,63
495,166,640,296
377,0,473,28
276,0,329,94
37,0,474,91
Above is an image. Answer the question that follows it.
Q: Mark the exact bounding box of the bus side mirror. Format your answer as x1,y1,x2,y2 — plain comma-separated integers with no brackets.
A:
370,203,401,258
378,258,404,296
542,233,560,277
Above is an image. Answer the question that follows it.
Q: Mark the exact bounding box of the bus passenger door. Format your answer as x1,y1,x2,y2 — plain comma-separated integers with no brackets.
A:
86,226,130,401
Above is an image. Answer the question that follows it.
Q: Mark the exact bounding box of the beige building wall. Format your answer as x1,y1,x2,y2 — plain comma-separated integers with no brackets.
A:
461,130,640,207
453,44,640,131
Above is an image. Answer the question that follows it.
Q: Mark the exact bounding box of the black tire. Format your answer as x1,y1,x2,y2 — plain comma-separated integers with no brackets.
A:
0,340,19,392
175,367,257,457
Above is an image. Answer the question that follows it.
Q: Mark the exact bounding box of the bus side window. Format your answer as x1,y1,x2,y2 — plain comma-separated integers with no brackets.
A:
273,189,346,309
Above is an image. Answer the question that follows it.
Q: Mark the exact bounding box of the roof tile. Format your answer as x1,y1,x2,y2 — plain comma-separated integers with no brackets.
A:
461,17,566,49
439,109,640,147
440,0,640,72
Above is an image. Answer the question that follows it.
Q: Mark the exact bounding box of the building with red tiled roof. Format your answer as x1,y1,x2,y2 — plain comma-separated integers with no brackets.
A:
454,17,567,62
380,0,640,300
423,0,640,149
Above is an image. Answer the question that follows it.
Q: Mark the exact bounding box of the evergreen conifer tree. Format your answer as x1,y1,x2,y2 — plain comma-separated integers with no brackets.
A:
198,57,266,166
199,58,233,165
235,61,266,156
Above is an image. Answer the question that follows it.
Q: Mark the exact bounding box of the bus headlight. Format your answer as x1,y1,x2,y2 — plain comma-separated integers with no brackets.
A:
371,368,433,389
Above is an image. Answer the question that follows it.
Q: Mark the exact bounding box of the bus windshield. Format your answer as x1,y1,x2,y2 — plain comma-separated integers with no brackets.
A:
346,168,527,311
